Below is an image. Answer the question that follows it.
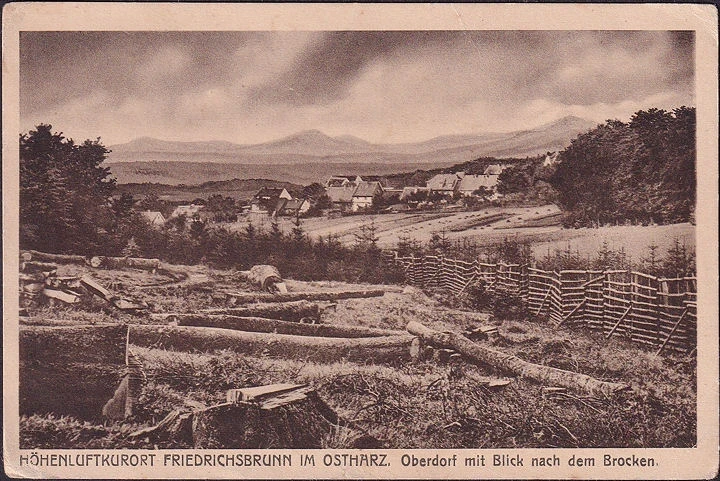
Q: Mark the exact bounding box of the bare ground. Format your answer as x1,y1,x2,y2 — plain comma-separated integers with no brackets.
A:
19,263,696,449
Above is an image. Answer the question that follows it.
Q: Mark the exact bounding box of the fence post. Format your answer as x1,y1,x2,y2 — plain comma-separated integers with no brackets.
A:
394,252,694,353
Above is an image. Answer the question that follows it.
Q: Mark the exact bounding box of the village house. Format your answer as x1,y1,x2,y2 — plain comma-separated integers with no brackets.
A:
426,172,464,196
351,181,383,212
400,186,429,200
250,187,293,215
457,173,501,197
169,204,204,219
355,175,389,188
325,185,357,212
325,175,362,188
275,198,310,217
140,211,166,228
483,164,507,175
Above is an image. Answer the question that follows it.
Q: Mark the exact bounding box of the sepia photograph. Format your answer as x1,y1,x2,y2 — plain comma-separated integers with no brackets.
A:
3,3,717,479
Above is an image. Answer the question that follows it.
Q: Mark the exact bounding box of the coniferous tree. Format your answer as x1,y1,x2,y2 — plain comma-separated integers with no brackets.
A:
20,124,117,254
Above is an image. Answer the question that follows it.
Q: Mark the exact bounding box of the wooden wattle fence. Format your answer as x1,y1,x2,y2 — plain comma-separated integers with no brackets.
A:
392,254,696,354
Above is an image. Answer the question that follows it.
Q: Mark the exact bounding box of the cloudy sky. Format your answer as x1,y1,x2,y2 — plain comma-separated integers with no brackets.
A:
20,31,694,146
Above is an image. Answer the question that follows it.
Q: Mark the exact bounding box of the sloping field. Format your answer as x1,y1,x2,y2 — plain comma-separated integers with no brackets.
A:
19,257,695,449
231,205,562,247
232,206,694,261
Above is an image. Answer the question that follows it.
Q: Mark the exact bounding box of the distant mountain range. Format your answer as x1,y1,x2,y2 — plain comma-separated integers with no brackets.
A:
107,116,597,165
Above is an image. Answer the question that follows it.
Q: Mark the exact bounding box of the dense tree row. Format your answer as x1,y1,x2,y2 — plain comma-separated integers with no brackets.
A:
130,219,404,284
18,124,403,282
20,124,138,254
551,107,696,227
495,155,558,205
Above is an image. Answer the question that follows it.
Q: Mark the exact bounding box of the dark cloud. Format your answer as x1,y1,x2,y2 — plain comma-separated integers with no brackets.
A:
248,31,422,105
20,30,695,144
21,31,252,115
247,30,694,107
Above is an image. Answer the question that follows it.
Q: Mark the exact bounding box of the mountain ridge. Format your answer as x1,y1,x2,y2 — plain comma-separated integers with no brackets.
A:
107,115,597,165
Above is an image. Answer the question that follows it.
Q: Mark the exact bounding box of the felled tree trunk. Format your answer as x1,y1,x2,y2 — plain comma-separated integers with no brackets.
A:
224,289,385,305
200,300,322,322
22,250,191,282
155,313,405,338
407,321,629,397
90,256,161,270
22,250,87,264
130,325,413,364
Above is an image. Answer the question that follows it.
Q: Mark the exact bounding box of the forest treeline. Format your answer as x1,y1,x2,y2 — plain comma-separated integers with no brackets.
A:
18,108,696,279
550,107,696,227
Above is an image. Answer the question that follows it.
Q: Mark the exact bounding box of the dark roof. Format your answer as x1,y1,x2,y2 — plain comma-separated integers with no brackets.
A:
283,198,306,209
254,187,285,199
326,178,351,187
326,185,356,203
358,175,387,186
353,181,383,197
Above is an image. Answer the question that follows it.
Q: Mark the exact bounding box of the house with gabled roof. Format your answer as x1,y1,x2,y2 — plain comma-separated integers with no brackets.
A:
426,173,464,195
140,211,166,228
325,175,362,188
458,174,501,196
276,198,310,217
351,181,383,212
325,184,357,212
250,187,292,215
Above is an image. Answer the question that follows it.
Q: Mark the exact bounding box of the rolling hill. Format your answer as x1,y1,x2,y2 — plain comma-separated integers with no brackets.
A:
107,116,597,166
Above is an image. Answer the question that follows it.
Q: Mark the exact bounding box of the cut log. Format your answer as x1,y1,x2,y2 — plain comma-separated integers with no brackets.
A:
42,288,81,304
227,383,307,403
20,317,103,327
22,250,192,284
245,265,284,293
155,313,404,338
130,325,413,364
20,324,128,421
199,300,323,323
223,289,385,304
407,321,629,397
21,261,59,273
91,256,160,270
80,275,147,310
22,250,87,264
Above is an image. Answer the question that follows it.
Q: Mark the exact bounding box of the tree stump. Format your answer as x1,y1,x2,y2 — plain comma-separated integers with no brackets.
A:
134,384,340,448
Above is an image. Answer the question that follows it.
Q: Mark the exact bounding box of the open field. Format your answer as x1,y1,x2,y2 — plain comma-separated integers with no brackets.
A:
228,205,695,260
19,259,695,449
